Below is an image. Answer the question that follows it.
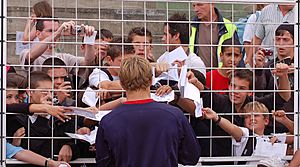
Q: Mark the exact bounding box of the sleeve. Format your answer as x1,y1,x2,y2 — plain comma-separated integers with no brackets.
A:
178,113,201,165
6,103,32,115
188,54,206,77
89,69,110,87
256,92,287,111
63,53,84,74
19,49,30,70
243,14,257,43
232,127,249,156
95,123,112,167
254,10,265,40
6,142,24,159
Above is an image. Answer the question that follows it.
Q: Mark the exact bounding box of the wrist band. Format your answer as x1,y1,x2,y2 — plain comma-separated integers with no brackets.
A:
215,116,222,125
45,158,51,167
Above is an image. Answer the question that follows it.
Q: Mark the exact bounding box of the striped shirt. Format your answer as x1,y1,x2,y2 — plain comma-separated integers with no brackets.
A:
255,3,295,48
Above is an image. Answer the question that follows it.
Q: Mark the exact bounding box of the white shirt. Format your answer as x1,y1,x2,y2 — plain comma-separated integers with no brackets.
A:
157,51,206,77
243,11,261,43
89,68,119,87
20,49,84,72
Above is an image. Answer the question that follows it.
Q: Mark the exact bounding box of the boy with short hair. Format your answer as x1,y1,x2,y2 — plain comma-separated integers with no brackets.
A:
127,27,154,62
206,38,242,94
202,101,293,165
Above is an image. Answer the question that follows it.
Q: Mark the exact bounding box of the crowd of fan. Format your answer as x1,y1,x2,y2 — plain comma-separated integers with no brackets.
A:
4,1,299,167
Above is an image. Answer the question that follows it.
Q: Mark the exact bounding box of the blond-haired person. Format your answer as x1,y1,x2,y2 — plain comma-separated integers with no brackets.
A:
202,101,293,166
95,56,201,167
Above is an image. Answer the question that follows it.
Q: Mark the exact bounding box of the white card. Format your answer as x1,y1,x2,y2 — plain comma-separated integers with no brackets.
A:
66,127,98,145
82,87,99,107
69,107,111,121
254,140,287,158
165,46,188,64
84,31,97,45
151,90,175,102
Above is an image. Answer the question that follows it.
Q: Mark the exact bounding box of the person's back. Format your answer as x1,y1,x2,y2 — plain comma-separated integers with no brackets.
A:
96,56,200,167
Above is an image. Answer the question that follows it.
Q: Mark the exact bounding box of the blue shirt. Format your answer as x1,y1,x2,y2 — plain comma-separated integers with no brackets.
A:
6,142,23,158
96,99,201,167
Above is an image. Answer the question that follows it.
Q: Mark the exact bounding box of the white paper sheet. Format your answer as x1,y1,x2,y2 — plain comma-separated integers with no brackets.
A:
151,90,175,102
82,87,99,107
254,140,287,158
70,107,111,121
164,46,188,64
66,127,98,145
83,31,97,45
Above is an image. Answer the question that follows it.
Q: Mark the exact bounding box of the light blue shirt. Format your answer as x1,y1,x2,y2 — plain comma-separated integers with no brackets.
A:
6,142,23,159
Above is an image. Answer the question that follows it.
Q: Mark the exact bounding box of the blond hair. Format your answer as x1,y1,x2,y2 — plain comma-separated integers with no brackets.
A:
242,101,269,119
119,56,152,91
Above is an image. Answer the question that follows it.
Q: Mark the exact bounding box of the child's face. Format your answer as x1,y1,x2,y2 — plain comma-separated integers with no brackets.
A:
6,89,19,104
220,47,242,68
244,112,269,135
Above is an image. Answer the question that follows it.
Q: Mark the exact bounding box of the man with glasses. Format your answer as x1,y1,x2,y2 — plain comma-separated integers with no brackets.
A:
20,19,96,72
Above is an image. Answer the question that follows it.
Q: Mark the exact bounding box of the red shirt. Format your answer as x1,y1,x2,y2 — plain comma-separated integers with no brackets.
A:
206,70,229,94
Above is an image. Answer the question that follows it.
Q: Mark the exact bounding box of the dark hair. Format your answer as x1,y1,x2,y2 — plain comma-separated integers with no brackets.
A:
275,23,294,39
107,37,122,61
33,1,52,18
95,29,114,40
221,38,242,53
42,57,67,73
7,73,27,89
36,18,59,31
229,69,253,90
27,71,52,89
164,13,189,45
127,27,152,43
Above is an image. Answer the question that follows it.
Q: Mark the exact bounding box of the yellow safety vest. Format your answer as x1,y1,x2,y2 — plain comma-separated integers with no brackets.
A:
189,18,237,67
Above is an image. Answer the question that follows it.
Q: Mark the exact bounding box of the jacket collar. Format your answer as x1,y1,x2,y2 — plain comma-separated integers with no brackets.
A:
192,7,227,35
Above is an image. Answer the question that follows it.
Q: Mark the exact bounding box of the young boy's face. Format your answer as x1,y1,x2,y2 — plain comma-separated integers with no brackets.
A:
275,31,294,58
244,111,269,135
6,89,19,104
108,54,123,75
229,77,251,105
220,47,242,68
29,81,53,104
47,67,68,89
132,35,152,58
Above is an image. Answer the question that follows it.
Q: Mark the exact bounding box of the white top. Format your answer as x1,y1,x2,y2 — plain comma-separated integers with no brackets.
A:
243,11,261,43
157,51,206,77
19,49,84,72
255,4,295,47
232,127,287,157
89,68,119,87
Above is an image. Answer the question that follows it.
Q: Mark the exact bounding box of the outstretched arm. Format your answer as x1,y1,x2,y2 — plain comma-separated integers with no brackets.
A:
202,108,244,142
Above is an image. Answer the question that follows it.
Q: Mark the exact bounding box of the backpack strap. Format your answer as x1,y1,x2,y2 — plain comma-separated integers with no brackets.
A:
101,68,114,81
237,131,257,165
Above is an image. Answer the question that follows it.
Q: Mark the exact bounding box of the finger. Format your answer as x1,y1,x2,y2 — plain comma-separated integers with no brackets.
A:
58,155,63,161
59,112,71,121
56,115,65,122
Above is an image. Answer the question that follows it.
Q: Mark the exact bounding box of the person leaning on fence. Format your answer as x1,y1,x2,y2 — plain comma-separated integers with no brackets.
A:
202,102,293,165
206,38,242,94
254,23,294,134
186,65,291,158
190,2,239,68
157,12,206,76
14,71,80,162
95,56,201,167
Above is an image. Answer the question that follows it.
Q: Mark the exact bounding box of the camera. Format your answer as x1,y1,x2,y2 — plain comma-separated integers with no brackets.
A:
260,48,273,57
64,75,71,83
71,25,84,35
